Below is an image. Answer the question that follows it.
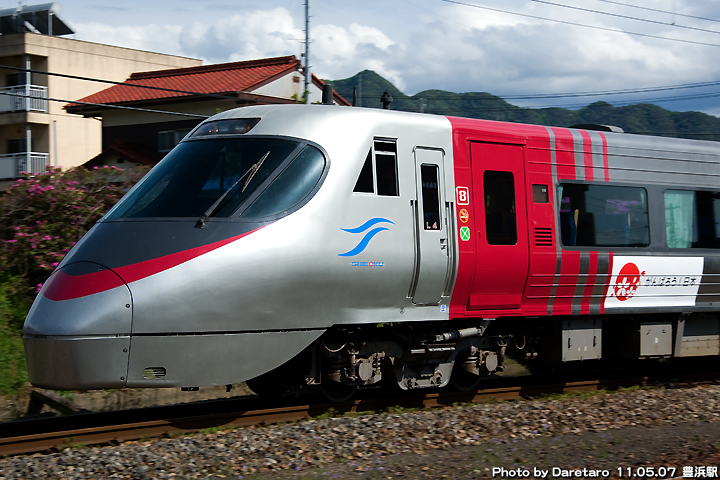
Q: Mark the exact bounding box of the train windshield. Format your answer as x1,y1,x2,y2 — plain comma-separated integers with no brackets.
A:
105,138,302,219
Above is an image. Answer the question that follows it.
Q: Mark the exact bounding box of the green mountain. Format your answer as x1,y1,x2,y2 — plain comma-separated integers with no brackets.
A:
327,70,720,142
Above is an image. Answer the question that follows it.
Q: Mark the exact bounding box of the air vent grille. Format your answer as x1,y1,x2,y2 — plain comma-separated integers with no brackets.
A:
143,367,167,379
534,227,553,247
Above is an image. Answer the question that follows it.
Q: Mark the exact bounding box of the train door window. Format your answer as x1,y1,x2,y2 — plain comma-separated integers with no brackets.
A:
484,171,517,245
421,164,441,230
665,190,720,249
559,183,649,247
352,139,399,196
353,152,374,193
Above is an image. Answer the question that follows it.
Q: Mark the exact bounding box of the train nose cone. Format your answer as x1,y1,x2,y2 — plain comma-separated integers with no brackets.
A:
22,261,132,390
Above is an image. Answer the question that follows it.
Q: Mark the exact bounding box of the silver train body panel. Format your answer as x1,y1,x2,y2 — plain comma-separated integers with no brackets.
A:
602,133,720,187
24,105,459,389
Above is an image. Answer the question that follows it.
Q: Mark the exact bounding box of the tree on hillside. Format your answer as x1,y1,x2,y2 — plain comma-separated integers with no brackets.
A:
329,71,720,141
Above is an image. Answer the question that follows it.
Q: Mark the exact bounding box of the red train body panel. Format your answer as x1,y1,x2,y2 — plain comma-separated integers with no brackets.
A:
448,118,615,319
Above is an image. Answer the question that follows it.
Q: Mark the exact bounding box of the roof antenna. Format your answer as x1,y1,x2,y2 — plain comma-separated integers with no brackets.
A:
322,84,334,105
381,91,393,110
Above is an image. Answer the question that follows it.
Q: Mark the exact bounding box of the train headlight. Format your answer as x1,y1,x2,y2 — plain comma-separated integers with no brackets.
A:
190,118,260,137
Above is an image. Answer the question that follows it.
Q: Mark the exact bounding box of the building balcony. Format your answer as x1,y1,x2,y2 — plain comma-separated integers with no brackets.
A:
0,152,50,179
0,85,49,113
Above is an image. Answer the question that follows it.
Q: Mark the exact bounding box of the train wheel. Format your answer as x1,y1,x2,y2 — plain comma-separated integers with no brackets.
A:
314,382,358,403
449,371,481,392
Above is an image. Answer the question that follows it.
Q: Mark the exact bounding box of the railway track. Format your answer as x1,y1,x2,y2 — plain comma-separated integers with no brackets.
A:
1,364,718,457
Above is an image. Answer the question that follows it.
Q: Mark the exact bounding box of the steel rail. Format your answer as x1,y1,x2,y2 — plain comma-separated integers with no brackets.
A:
0,369,717,457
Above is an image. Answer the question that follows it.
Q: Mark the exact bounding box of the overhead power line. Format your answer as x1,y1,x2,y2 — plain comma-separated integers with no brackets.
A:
593,0,720,25
2,65,718,122
531,0,720,36
441,0,720,48
0,64,284,118
520,89,720,109
12,57,720,103
5,83,717,139
0,65,244,102
0,91,210,118
357,84,720,111
354,78,720,106
502,80,720,99
370,80,720,102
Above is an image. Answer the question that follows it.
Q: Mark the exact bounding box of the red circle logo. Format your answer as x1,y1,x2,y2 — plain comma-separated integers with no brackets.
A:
613,263,645,301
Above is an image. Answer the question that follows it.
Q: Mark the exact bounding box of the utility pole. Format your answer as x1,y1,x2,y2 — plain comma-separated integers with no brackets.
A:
304,0,310,104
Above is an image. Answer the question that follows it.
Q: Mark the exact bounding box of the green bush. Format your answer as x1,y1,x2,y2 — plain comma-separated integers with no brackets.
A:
0,166,146,311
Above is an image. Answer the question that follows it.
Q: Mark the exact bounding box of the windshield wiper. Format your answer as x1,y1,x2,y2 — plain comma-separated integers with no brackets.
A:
242,150,269,193
196,151,270,228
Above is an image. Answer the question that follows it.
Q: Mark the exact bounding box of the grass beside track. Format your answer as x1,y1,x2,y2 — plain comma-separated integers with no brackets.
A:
0,286,28,396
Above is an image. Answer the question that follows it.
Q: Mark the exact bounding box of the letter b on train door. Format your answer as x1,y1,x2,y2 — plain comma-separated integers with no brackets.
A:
411,148,451,305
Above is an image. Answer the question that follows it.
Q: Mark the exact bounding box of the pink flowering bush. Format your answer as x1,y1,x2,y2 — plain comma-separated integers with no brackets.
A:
0,166,146,331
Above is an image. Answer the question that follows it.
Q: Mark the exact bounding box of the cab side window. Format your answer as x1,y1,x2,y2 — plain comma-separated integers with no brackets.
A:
352,139,399,196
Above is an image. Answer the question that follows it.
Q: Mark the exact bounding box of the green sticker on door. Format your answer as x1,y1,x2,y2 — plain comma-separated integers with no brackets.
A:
460,226,471,241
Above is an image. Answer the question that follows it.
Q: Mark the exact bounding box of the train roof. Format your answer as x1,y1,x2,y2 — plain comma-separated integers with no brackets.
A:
204,104,720,158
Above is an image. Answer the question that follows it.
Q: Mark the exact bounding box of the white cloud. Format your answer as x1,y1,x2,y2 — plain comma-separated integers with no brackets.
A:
179,9,304,63
310,23,402,88
73,21,183,57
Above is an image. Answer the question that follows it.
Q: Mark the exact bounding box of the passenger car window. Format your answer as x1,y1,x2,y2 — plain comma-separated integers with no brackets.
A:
559,183,649,247
665,189,720,249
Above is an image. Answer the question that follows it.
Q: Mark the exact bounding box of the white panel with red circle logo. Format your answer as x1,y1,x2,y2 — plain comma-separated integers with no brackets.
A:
604,256,704,308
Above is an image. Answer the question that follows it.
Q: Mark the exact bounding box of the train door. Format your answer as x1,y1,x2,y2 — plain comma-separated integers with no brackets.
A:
411,148,450,305
468,142,529,310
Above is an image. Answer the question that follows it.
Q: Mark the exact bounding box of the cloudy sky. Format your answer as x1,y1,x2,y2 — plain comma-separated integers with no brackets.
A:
9,0,720,116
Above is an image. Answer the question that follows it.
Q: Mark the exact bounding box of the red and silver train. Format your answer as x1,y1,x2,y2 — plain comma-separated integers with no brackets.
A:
23,104,720,401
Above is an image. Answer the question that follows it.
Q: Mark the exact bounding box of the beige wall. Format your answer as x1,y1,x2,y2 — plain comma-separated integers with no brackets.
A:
0,33,201,170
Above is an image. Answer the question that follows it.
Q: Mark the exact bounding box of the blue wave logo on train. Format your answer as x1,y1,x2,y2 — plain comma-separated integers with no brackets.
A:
338,217,394,258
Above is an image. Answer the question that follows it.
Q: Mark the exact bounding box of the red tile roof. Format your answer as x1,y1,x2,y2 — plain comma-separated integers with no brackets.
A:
73,56,303,106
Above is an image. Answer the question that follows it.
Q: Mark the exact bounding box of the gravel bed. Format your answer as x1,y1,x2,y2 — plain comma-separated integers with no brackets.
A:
1,385,719,479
